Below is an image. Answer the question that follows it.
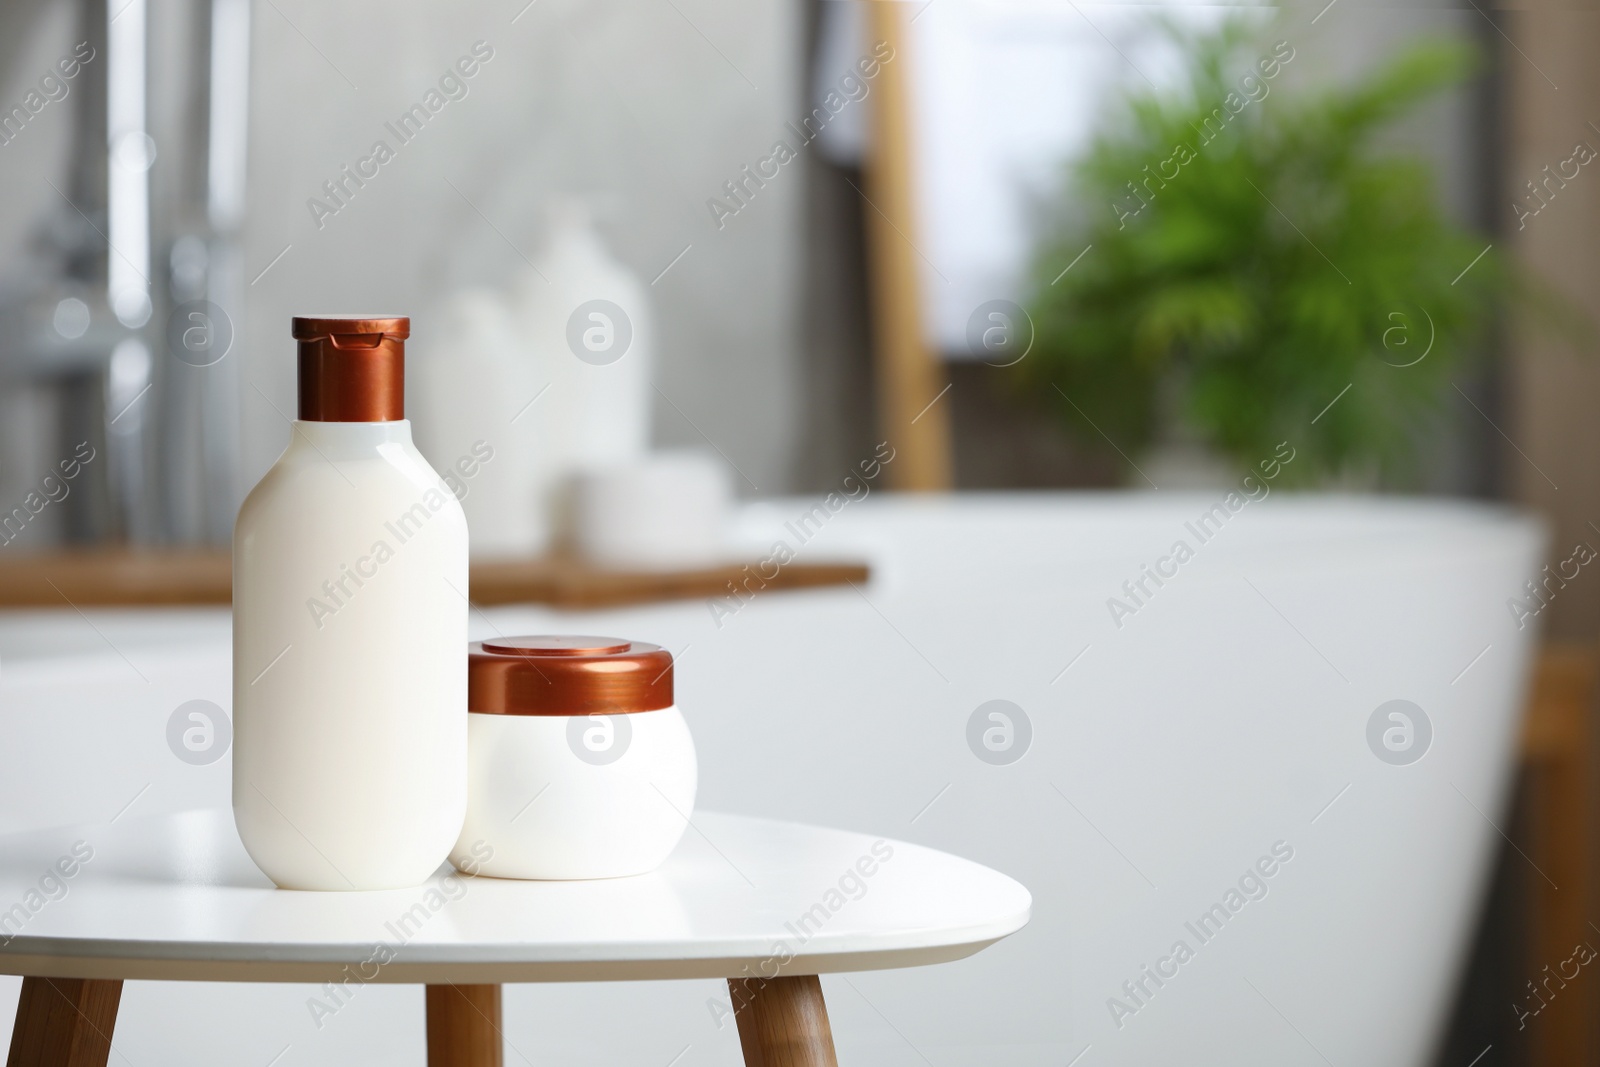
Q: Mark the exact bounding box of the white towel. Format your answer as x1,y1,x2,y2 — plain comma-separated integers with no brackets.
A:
813,0,1235,356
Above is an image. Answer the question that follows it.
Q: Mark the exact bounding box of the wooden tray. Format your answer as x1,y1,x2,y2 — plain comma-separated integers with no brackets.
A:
0,551,868,610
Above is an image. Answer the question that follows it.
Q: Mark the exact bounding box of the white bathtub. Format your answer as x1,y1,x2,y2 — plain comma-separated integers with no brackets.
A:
0,493,1544,1065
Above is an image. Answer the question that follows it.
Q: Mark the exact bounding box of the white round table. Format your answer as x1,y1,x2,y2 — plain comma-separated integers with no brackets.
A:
0,809,1029,1067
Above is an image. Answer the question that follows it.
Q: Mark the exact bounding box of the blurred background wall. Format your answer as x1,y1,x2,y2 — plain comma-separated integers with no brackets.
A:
4,0,1594,637
0,0,1594,623
239,0,804,500
0,0,806,545
1506,0,1600,641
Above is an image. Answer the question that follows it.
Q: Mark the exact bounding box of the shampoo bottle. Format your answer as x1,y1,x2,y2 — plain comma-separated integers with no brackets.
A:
411,289,552,557
233,316,468,891
507,202,654,490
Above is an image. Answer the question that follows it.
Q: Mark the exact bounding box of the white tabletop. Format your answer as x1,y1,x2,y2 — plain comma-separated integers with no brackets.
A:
0,809,1030,984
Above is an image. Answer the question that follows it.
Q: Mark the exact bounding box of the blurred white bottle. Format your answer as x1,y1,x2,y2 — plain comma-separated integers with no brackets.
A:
508,202,654,521
412,289,553,557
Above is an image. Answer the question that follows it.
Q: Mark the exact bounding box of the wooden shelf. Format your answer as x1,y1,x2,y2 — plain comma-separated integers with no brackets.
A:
0,551,233,607
0,550,868,610
470,556,868,609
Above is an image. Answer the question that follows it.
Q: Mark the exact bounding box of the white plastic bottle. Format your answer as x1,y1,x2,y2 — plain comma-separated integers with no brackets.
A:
233,316,468,891
411,289,554,558
507,202,654,489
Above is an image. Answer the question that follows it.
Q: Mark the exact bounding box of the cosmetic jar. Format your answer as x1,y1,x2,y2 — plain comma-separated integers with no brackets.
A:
449,635,696,879
569,450,732,570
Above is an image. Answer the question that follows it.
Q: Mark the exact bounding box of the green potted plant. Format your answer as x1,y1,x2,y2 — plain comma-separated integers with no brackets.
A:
1021,21,1510,486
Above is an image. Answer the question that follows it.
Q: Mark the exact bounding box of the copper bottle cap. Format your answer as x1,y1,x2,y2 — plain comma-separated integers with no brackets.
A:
292,315,409,422
468,636,674,716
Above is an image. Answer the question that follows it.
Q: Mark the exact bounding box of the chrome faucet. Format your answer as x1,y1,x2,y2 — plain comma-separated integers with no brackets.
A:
0,0,249,548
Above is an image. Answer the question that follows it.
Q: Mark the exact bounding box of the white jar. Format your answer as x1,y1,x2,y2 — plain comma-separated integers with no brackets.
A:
449,636,696,880
570,450,733,571
233,316,468,892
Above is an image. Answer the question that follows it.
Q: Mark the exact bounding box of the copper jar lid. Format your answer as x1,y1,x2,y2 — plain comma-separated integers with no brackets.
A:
292,315,409,422
468,636,674,716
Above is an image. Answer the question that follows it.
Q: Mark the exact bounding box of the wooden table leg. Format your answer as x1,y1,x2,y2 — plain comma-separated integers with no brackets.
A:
729,975,839,1067
6,977,123,1067
425,984,502,1067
